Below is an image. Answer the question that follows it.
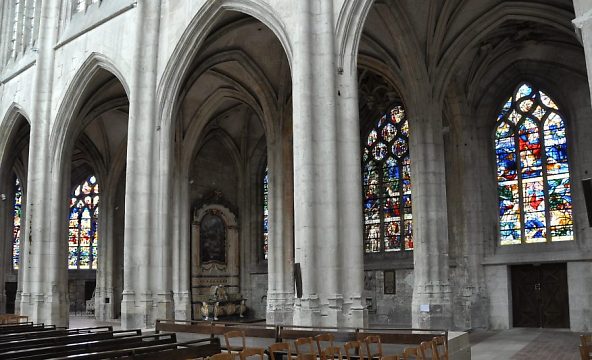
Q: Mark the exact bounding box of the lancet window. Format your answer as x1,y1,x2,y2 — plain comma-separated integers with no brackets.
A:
68,175,99,269
495,83,573,244
362,106,413,253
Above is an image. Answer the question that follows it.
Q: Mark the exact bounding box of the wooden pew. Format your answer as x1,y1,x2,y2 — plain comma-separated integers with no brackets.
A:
0,329,141,354
0,314,28,324
0,326,113,343
0,324,54,335
48,336,222,360
1,333,177,360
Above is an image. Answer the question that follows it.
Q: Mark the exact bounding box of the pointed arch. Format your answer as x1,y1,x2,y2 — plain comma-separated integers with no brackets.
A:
49,52,130,169
435,2,576,103
0,103,31,170
495,82,573,245
157,0,292,138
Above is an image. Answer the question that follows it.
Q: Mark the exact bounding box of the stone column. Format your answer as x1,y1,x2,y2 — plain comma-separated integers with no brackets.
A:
409,101,452,329
574,2,592,106
336,60,367,327
121,0,163,329
266,122,295,324
291,0,342,326
19,0,64,327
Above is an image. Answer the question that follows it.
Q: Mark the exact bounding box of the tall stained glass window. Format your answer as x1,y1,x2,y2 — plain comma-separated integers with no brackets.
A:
495,83,573,245
12,178,22,269
69,175,99,269
263,168,269,259
362,105,413,253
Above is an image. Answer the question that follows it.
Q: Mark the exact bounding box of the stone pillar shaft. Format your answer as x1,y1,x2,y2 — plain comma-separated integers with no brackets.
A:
121,0,163,329
19,0,63,327
409,103,452,329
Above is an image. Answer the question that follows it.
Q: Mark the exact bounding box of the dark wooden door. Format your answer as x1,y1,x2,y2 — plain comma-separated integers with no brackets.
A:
511,263,569,328
5,282,17,314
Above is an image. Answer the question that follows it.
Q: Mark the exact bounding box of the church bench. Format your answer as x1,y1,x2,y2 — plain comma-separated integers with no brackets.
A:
0,326,113,343
155,320,446,347
48,336,222,360
0,324,54,335
0,329,141,353
0,315,28,324
1,333,178,360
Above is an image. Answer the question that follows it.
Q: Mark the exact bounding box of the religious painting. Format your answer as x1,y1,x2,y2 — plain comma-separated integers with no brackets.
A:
200,212,227,264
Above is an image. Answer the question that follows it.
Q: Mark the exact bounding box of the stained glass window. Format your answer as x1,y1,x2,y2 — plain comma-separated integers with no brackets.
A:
362,106,413,253
68,175,99,269
12,177,22,270
263,168,269,259
495,82,573,245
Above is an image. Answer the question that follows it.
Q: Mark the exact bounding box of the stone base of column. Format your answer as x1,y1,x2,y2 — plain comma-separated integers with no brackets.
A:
322,295,344,326
19,291,67,327
121,290,155,329
173,291,191,320
412,282,452,329
292,295,321,326
155,292,174,321
266,291,294,325
14,290,22,315
44,288,68,328
95,287,115,321
341,296,368,327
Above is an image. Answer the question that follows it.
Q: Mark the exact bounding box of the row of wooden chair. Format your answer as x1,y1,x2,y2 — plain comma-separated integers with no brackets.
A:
217,330,448,360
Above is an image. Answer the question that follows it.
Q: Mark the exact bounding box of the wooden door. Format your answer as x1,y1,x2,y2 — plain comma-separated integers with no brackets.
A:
511,263,569,328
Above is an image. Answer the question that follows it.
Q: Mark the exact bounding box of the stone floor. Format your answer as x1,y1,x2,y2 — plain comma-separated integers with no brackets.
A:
470,328,581,360
68,315,584,359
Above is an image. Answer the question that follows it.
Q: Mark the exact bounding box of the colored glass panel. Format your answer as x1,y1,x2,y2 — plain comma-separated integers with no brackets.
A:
68,175,99,269
495,82,573,245
12,177,22,269
263,168,269,259
362,105,413,253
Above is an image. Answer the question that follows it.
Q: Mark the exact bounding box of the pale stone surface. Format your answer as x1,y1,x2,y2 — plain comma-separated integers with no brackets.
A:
0,0,591,334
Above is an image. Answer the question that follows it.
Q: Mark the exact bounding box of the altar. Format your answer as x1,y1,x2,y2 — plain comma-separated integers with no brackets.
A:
191,201,247,320
194,286,246,320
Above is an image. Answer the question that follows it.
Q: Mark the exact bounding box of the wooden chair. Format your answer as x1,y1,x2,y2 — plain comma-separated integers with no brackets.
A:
240,347,266,360
344,340,364,360
270,342,293,360
315,333,335,360
419,341,434,359
363,335,383,360
581,344,592,360
224,330,246,353
322,346,343,360
582,335,592,347
210,353,235,360
401,347,423,360
431,336,447,360
295,337,317,360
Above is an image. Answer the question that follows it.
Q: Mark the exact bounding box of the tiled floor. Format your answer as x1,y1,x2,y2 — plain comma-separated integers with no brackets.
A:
68,315,584,359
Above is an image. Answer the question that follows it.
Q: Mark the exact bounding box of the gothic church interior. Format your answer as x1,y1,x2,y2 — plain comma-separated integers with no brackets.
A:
1,0,592,333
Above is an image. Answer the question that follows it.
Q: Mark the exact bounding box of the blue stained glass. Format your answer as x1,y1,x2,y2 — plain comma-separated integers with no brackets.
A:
516,84,533,99
12,177,22,269
495,82,573,245
69,175,99,269
363,105,413,252
263,168,269,259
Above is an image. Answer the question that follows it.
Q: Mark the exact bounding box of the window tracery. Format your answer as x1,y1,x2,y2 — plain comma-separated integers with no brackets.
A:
362,106,413,253
495,82,573,245
263,167,269,259
12,177,22,270
68,175,99,269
